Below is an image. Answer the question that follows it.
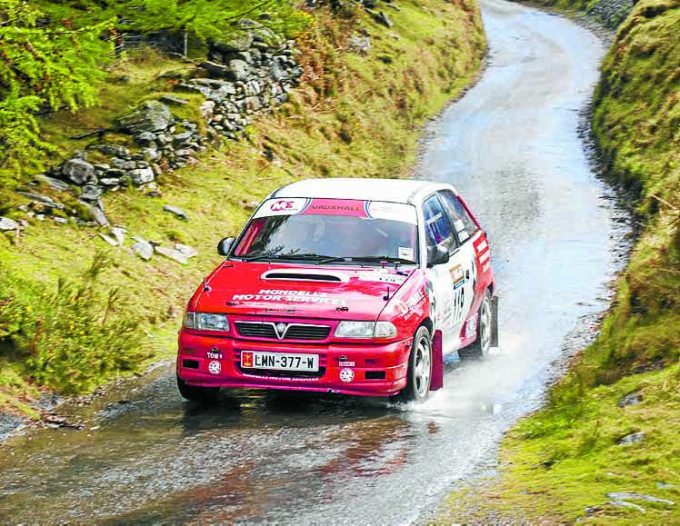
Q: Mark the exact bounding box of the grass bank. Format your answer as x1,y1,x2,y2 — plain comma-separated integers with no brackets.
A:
439,0,679,523
0,0,486,417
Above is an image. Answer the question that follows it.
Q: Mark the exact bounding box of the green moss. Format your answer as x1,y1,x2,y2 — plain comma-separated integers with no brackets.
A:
0,0,486,412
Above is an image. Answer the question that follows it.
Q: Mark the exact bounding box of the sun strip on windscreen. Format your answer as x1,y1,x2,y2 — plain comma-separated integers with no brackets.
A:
253,198,418,224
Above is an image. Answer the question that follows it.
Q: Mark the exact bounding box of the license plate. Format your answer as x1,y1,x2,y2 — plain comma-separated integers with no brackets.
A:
241,351,319,372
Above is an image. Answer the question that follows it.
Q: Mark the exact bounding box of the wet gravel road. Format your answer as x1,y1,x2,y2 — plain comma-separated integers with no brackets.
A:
0,1,631,523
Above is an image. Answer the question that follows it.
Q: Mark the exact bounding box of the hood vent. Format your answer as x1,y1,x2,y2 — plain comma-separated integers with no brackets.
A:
262,269,348,283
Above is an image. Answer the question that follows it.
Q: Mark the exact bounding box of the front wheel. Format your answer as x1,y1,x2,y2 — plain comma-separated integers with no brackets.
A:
177,376,220,403
396,326,432,402
460,290,492,360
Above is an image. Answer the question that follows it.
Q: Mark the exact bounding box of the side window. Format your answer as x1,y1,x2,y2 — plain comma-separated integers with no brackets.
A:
423,196,456,253
439,190,478,243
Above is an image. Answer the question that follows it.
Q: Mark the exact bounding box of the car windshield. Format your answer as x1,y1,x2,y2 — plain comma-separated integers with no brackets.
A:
233,199,419,265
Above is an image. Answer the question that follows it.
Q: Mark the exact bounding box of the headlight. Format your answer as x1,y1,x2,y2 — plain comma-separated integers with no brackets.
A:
374,321,397,338
183,312,229,332
335,321,397,339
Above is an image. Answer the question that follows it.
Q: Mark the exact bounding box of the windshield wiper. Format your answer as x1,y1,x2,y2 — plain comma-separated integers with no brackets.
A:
240,253,345,264
274,253,348,264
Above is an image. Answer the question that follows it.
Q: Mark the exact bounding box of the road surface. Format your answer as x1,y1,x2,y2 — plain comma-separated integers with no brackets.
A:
0,1,630,523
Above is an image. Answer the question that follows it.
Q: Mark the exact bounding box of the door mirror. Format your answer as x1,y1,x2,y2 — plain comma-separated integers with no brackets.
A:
217,237,235,256
427,245,450,267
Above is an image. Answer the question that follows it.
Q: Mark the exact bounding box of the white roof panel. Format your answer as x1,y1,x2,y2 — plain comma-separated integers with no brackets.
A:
272,178,440,204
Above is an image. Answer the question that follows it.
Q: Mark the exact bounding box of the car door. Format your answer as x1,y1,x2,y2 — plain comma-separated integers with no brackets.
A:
437,190,480,340
422,195,461,355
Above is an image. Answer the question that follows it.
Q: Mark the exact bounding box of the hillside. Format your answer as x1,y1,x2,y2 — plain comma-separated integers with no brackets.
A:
440,0,679,523
0,0,486,419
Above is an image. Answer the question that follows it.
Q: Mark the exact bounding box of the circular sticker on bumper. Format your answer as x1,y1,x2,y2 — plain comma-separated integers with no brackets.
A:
208,360,221,375
339,368,354,383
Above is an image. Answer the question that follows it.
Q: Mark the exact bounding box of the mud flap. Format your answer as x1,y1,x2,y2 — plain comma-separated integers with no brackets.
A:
491,295,499,348
430,330,444,391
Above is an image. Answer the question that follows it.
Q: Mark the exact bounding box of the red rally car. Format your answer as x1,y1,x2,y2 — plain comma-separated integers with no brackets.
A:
177,178,497,402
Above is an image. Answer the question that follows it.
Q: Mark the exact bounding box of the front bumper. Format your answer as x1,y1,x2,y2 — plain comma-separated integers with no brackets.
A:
177,331,412,397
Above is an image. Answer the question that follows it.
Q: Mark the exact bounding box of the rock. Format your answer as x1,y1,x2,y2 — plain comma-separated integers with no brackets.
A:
53,217,68,225
134,131,157,146
116,100,173,134
110,226,126,245
99,233,119,246
155,246,189,265
348,34,371,54
245,96,263,112
0,217,19,231
80,184,103,201
200,60,233,79
163,205,189,220
132,237,154,261
174,243,198,259
62,158,95,185
200,100,216,119
142,182,162,198
18,192,65,210
79,201,109,227
129,167,155,186
213,32,254,53
618,431,645,445
140,147,161,162
159,95,188,105
228,59,250,81
618,391,643,407
173,148,194,158
173,131,193,146
110,158,136,171
88,144,130,157
36,174,70,192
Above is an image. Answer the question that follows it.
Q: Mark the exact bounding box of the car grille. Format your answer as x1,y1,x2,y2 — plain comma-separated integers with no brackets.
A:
234,322,331,341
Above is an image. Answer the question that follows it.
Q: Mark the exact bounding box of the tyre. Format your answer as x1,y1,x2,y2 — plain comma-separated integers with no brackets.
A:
459,290,492,360
177,375,220,403
396,326,432,402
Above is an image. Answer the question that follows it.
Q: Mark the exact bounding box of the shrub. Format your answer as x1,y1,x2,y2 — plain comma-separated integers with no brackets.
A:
0,252,150,394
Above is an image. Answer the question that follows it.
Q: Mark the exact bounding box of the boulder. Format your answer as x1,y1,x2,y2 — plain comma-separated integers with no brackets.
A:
618,431,645,445
36,174,70,192
116,100,173,134
111,158,136,171
618,391,643,408
228,59,251,81
163,205,189,220
110,226,126,245
79,201,109,227
132,237,154,261
62,158,95,185
80,184,103,201
134,131,157,146
129,167,155,186
18,192,64,210
212,32,254,53
173,131,193,146
348,34,371,54
155,246,190,265
0,217,19,231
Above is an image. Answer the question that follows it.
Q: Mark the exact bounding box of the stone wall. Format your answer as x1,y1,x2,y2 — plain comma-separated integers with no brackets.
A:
31,21,302,229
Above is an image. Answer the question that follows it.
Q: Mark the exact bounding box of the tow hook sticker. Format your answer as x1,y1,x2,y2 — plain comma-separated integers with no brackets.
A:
208,360,221,375
207,347,223,360
339,368,355,383
339,361,356,367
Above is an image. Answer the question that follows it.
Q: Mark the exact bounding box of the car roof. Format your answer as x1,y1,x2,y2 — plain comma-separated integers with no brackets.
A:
271,178,455,204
